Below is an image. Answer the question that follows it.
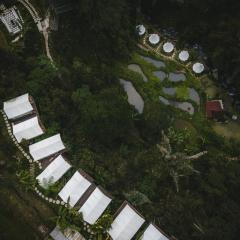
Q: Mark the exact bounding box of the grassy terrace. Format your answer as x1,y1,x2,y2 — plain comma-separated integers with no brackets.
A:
0,116,56,240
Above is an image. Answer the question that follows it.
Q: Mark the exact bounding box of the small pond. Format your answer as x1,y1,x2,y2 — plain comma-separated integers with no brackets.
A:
140,55,166,68
120,79,144,114
128,64,148,82
189,88,200,105
159,96,194,115
162,87,176,96
162,87,200,105
153,71,167,82
169,72,186,82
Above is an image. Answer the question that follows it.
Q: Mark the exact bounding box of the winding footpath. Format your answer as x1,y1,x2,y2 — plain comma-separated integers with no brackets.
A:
17,0,53,63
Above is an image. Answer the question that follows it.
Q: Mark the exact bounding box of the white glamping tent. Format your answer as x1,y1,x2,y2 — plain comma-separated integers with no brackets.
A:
78,186,112,225
36,155,71,188
4,93,34,120
193,62,205,74
178,50,190,62
29,134,65,161
163,42,174,53
140,223,169,240
12,116,44,143
148,33,160,45
58,170,93,207
136,24,146,36
108,201,145,240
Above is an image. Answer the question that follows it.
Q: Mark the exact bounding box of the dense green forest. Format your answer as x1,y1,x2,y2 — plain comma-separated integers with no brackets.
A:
1,0,240,239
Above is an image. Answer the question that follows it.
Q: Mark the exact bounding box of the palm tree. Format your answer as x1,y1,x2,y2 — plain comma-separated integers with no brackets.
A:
91,212,113,239
54,204,83,232
157,130,207,192
16,169,37,191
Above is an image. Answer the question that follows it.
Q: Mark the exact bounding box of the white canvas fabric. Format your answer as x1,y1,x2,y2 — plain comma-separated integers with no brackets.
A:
148,34,160,45
178,50,190,62
4,93,33,119
58,171,92,207
193,62,205,74
108,203,145,240
140,224,169,240
36,155,71,188
29,134,65,161
12,116,44,143
79,187,112,225
136,25,146,36
163,42,174,53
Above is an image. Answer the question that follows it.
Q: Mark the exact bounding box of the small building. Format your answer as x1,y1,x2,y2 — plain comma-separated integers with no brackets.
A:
206,100,224,119
78,186,112,225
3,93,35,120
140,223,169,240
148,33,160,45
29,134,66,161
108,201,145,240
58,170,93,207
0,6,23,35
50,226,86,240
36,155,71,188
12,116,44,143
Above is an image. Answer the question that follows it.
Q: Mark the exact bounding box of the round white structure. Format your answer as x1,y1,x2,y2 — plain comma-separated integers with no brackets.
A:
136,25,146,36
193,62,205,74
163,42,174,53
148,34,160,45
179,50,190,62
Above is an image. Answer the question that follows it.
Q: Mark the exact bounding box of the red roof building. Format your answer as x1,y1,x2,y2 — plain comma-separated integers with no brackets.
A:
206,100,224,119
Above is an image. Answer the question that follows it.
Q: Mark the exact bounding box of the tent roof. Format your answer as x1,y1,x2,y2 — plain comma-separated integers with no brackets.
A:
12,116,44,143
163,42,174,53
136,25,146,36
108,201,145,240
29,134,65,161
4,93,33,119
193,62,205,74
149,34,160,45
58,170,93,207
140,224,169,240
79,187,112,225
178,50,189,62
36,155,71,188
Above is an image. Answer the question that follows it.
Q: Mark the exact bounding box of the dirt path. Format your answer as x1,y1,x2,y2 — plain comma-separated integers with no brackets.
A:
17,0,54,63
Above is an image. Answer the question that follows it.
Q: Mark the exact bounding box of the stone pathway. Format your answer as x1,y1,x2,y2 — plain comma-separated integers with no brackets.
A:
0,110,66,206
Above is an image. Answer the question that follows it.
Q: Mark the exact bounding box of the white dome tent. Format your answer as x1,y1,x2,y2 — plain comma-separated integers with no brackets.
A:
148,33,160,45
163,42,174,53
193,62,205,74
136,24,146,36
178,50,190,62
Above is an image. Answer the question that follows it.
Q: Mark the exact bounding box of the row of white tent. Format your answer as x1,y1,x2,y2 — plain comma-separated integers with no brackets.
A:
3,93,171,240
4,93,45,143
136,24,205,74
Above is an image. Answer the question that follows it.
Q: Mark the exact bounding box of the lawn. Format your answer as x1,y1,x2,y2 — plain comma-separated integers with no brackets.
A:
0,116,56,240
212,121,240,141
